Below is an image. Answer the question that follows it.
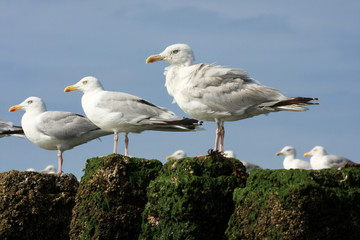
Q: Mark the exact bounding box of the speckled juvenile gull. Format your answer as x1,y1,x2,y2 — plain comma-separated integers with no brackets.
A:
9,96,112,174
304,146,355,169
223,150,261,172
146,43,318,153
166,150,187,160
65,76,202,156
276,146,311,169
0,119,24,138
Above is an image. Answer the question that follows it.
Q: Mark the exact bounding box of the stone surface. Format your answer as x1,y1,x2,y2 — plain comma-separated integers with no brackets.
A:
3,155,359,240
227,168,360,240
0,170,79,240
140,150,248,240
70,154,162,240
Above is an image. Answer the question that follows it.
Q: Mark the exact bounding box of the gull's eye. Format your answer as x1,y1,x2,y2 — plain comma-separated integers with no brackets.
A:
27,100,33,104
172,49,180,54
83,81,88,85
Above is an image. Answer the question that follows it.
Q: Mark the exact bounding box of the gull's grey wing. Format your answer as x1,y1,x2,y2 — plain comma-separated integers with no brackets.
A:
93,91,200,131
327,155,350,168
37,111,104,140
241,160,261,172
95,91,177,122
185,63,285,113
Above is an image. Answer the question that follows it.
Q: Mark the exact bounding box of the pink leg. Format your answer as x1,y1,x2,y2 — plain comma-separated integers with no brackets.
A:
124,133,129,156
214,120,221,151
219,122,225,153
57,150,63,175
113,132,118,153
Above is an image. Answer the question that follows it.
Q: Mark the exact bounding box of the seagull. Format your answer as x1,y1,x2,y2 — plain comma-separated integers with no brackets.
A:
223,150,261,172
64,76,202,156
166,149,187,160
146,43,318,153
9,96,112,174
304,146,355,169
276,146,311,169
40,165,57,174
223,150,236,158
0,119,24,138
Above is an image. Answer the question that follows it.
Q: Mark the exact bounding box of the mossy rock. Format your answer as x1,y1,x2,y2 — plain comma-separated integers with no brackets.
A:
226,168,360,240
0,170,79,240
70,154,162,240
140,151,248,240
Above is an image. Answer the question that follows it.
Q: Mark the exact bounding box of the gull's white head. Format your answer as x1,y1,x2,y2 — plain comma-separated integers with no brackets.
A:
64,76,104,93
304,146,326,157
146,43,195,66
9,96,47,113
166,150,187,160
40,165,57,173
276,146,296,157
224,150,236,158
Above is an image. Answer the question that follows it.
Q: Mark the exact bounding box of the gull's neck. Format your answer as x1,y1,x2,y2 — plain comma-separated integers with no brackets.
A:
164,65,182,75
284,154,295,161
21,108,46,136
314,150,326,157
25,105,47,116
81,87,104,103
85,84,104,93
81,87,103,115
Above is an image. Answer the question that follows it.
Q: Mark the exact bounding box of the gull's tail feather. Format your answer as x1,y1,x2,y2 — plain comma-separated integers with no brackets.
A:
0,129,25,138
274,97,319,107
0,120,25,138
149,118,203,132
262,97,319,112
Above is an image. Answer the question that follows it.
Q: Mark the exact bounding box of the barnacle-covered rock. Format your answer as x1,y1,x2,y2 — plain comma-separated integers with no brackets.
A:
0,170,78,240
140,151,248,240
70,154,162,240
227,168,360,240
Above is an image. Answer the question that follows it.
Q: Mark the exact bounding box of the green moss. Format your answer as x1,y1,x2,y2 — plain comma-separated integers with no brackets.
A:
227,168,360,240
80,215,96,240
140,152,248,240
80,155,109,184
70,154,162,240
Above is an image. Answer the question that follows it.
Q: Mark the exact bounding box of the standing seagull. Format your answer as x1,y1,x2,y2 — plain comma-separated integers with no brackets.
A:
0,119,24,138
9,96,112,174
64,76,202,156
276,146,311,169
304,146,355,169
146,43,318,153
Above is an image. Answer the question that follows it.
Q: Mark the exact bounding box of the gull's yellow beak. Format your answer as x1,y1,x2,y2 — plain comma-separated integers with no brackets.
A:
166,155,173,160
9,105,22,112
146,54,165,63
275,152,283,156
304,152,311,157
64,85,79,92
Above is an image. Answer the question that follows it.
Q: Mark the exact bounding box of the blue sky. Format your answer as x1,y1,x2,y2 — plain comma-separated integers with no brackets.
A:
1,0,359,179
